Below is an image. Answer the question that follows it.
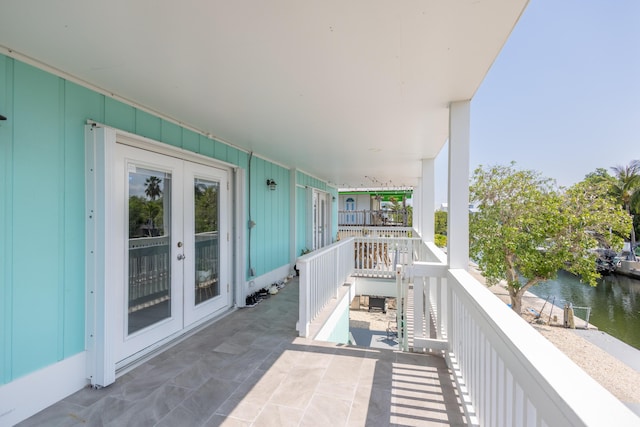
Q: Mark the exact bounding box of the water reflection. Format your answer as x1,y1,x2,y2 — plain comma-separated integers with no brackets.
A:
529,271,640,349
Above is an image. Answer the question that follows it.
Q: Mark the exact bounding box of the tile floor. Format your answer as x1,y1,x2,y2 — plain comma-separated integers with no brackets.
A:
18,278,466,426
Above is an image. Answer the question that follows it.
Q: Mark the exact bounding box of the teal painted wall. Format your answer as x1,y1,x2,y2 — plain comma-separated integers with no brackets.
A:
247,156,291,278
0,55,300,384
296,186,308,257
326,303,350,344
294,172,339,256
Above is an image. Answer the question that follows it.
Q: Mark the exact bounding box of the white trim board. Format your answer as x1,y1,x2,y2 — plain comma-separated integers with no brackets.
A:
243,264,292,306
0,352,88,426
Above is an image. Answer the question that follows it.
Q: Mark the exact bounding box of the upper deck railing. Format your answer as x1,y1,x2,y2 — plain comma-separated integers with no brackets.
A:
338,209,411,227
338,226,434,278
396,244,639,426
298,226,638,425
296,238,355,337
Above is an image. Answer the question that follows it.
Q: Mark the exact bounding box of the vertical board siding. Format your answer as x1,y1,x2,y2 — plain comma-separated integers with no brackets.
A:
12,62,62,377
135,109,161,141
0,53,323,383
0,55,14,384
56,79,65,360
161,120,182,148
296,186,308,256
246,156,291,278
182,128,199,153
214,140,228,163
199,134,214,157
104,97,135,133
294,171,338,254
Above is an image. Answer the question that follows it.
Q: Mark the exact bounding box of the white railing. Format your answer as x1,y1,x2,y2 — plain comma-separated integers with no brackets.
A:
338,225,416,239
338,209,411,227
353,236,437,278
397,245,639,426
297,238,355,337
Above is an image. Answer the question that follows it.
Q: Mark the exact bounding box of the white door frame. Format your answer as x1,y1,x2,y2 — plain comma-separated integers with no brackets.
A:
306,188,332,250
85,123,239,387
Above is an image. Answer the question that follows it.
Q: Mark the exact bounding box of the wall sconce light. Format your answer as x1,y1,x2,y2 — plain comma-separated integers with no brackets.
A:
266,179,277,191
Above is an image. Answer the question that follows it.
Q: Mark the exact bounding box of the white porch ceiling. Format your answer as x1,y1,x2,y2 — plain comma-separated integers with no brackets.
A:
0,0,527,189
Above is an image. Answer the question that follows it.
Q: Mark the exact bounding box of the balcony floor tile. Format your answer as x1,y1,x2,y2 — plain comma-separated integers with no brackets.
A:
17,278,466,427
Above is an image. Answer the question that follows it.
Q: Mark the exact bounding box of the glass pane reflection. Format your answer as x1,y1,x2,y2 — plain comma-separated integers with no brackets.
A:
194,178,220,305
127,167,172,334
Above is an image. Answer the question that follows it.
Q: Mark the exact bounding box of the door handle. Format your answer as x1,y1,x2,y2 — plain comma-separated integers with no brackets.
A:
177,254,186,261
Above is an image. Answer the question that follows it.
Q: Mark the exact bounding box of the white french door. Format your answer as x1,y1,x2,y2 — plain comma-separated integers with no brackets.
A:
114,144,229,362
311,189,332,250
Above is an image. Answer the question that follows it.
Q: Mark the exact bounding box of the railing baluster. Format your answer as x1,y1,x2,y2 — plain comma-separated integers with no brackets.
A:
297,238,355,337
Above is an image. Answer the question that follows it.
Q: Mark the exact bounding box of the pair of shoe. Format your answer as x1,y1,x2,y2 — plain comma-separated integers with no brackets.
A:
245,293,259,307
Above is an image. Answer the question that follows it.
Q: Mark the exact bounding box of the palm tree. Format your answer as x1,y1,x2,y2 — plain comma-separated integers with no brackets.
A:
143,176,163,236
610,161,640,260
144,176,162,200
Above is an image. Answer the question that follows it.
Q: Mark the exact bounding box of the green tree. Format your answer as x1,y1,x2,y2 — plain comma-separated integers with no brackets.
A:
434,210,447,235
470,163,630,315
144,176,163,200
610,161,640,260
143,176,163,236
388,196,411,226
128,195,148,237
195,184,218,233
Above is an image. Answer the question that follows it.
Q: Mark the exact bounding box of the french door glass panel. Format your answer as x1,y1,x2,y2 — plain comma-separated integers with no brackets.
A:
115,144,184,362
194,177,220,305
116,144,230,361
128,167,172,334
183,162,229,326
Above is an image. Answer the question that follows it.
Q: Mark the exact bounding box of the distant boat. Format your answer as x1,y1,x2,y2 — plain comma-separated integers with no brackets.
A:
595,249,621,275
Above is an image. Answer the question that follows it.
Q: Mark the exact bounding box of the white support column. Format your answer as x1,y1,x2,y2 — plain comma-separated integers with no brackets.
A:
412,183,421,235
421,159,435,242
447,100,470,270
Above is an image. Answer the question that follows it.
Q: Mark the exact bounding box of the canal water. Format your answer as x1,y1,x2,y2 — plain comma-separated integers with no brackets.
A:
528,270,640,350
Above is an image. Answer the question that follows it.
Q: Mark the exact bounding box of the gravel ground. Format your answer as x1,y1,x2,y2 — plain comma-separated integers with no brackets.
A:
349,307,397,331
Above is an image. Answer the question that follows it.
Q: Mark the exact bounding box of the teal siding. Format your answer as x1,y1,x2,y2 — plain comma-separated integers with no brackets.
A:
214,140,227,162
0,54,250,384
12,62,63,377
104,97,135,133
182,129,199,153
329,187,339,241
247,156,291,278
1,54,14,384
135,109,161,141
294,171,338,255
199,134,214,157
161,120,182,148
326,304,350,344
0,53,334,384
296,186,308,256
296,171,330,192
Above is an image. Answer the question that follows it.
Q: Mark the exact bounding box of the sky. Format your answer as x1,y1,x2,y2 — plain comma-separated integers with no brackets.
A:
435,0,640,205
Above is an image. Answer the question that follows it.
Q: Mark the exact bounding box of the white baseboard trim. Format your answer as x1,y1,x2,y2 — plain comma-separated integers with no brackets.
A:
0,352,88,426
243,264,292,306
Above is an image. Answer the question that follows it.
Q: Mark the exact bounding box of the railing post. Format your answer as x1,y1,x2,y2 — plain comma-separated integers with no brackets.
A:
414,276,425,345
298,259,310,337
334,245,340,299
